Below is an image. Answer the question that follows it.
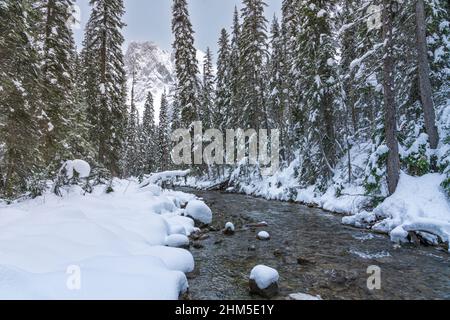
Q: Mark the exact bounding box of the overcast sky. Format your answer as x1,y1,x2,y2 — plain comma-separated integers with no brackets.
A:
73,0,282,54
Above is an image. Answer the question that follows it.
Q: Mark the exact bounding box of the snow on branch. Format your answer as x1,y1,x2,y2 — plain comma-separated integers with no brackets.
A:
140,170,191,187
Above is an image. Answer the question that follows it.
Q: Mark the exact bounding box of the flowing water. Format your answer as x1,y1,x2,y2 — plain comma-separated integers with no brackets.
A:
180,188,450,300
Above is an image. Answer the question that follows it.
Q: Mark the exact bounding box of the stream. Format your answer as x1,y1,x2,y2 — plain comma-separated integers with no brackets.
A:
180,188,450,300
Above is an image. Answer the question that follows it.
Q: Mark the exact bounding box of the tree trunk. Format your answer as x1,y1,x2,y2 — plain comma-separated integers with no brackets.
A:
415,0,439,149
382,0,400,195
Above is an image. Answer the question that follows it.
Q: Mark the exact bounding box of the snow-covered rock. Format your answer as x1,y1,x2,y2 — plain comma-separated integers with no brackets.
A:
165,234,190,249
249,265,279,298
257,231,271,241
250,265,279,289
289,293,322,301
184,200,213,225
224,222,235,235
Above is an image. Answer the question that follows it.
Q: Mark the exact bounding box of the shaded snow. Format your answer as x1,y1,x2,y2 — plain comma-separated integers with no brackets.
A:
343,173,450,247
0,179,199,299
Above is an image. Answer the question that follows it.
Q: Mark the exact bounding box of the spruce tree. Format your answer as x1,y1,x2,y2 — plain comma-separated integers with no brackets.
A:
83,0,127,177
0,0,44,197
215,28,231,131
40,0,77,169
141,92,157,174
123,71,139,177
158,92,171,171
280,0,299,160
238,0,269,129
200,47,215,128
228,6,241,129
267,16,286,147
171,0,200,129
293,0,341,189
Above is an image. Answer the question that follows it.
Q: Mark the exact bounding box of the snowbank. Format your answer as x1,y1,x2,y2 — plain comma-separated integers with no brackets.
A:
343,173,450,247
249,265,279,289
0,179,197,299
184,200,213,225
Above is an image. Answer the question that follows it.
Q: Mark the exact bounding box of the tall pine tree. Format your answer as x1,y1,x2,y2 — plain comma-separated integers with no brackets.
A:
215,28,231,131
238,0,268,129
200,47,215,128
0,0,44,197
83,0,127,177
171,0,200,129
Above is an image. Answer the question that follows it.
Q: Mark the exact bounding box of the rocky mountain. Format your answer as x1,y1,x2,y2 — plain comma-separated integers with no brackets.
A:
124,41,207,123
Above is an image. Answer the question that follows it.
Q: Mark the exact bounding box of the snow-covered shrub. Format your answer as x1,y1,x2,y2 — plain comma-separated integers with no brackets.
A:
402,133,432,177
439,139,450,196
364,144,389,204
52,160,92,196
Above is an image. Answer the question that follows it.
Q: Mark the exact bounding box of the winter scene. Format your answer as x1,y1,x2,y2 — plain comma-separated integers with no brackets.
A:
0,0,449,304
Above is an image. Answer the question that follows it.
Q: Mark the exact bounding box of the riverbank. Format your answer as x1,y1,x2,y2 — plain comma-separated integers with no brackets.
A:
182,188,450,300
176,171,450,251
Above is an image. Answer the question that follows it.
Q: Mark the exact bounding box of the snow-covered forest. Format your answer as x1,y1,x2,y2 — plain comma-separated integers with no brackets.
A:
0,0,449,300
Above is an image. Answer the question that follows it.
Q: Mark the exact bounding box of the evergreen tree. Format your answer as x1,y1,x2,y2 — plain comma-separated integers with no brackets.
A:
39,0,77,169
280,0,299,160
83,0,127,176
227,6,241,129
238,0,269,129
158,92,171,170
267,16,286,145
293,0,341,189
141,92,157,174
215,28,231,131
171,0,200,128
123,70,139,177
200,47,215,128
0,0,44,197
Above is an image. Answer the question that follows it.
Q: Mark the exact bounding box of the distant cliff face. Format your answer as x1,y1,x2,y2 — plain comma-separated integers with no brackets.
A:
124,41,207,122
125,41,176,121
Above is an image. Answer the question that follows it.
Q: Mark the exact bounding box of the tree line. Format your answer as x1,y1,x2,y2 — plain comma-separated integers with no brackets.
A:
0,0,449,201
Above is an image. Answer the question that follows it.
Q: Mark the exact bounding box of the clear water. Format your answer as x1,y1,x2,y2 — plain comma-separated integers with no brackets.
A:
181,188,450,300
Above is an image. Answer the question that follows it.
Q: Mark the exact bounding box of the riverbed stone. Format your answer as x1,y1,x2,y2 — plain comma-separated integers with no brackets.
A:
297,257,314,265
249,280,279,299
193,242,204,249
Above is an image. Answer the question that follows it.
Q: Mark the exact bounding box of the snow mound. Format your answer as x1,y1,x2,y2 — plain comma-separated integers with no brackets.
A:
0,256,188,300
343,173,450,247
0,179,196,299
165,234,190,248
184,200,213,225
250,265,279,289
